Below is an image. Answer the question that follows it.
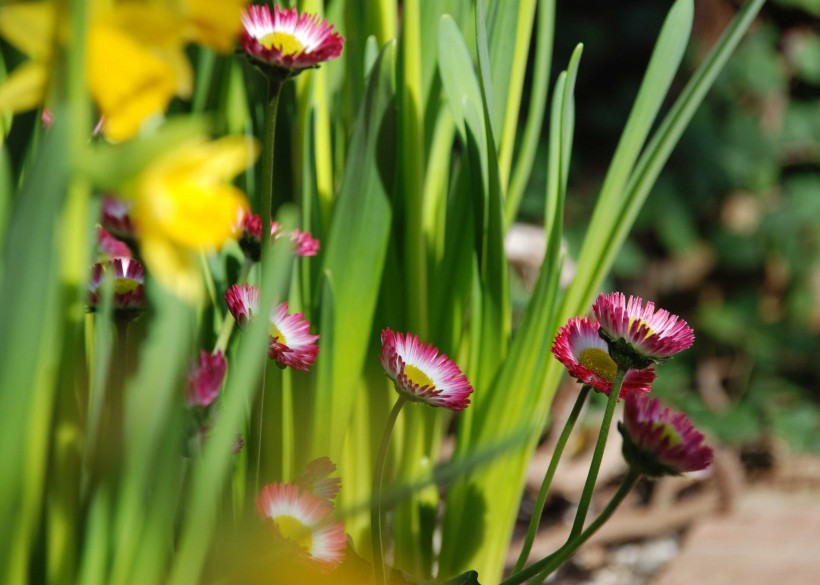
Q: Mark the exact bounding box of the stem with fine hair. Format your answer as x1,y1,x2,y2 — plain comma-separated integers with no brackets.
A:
511,384,591,574
500,468,641,585
259,77,285,257
371,395,408,585
569,366,627,539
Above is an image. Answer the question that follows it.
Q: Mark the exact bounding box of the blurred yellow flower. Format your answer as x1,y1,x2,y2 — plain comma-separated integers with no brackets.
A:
0,0,246,141
183,0,249,53
87,4,192,141
0,2,55,113
131,135,258,302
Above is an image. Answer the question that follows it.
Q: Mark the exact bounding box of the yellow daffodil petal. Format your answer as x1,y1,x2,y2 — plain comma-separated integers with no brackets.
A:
87,23,178,141
183,0,247,53
140,235,204,304
105,3,192,96
0,62,48,114
0,2,56,60
136,180,248,249
133,136,257,246
166,135,260,181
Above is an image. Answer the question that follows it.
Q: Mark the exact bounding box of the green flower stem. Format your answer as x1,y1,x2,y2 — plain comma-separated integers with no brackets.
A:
500,468,641,585
569,366,627,540
213,258,253,354
198,252,219,312
371,395,408,585
280,369,293,481
259,77,285,260
511,384,591,574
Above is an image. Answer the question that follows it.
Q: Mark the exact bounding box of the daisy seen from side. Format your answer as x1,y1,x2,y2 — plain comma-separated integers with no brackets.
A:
379,329,473,411
593,292,695,369
551,316,656,398
619,394,713,477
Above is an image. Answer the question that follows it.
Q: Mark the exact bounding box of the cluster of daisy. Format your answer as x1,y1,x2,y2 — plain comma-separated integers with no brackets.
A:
256,457,346,567
552,292,712,477
238,212,320,262
87,198,146,318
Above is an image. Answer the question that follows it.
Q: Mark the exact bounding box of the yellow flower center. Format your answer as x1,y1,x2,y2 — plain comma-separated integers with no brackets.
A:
653,422,682,447
405,364,435,390
270,323,287,345
629,317,654,339
260,31,305,56
113,277,139,295
275,515,313,550
579,347,617,381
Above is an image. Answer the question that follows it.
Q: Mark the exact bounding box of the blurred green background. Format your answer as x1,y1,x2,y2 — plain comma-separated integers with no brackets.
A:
519,0,820,453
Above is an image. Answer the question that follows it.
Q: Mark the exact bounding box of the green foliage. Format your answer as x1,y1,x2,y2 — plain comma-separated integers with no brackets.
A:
562,0,820,453
0,1,768,584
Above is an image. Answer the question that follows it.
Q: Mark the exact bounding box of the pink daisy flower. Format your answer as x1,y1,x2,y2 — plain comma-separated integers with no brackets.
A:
186,350,227,408
593,292,695,368
551,316,656,398
379,329,473,411
96,226,132,260
225,283,260,326
268,302,320,371
100,195,136,239
240,4,345,73
88,257,146,312
257,482,346,566
238,212,320,261
289,229,320,256
619,394,713,477
224,285,319,371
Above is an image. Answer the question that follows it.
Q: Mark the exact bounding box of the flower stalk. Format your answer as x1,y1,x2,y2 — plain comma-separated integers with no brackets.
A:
568,365,627,539
371,395,408,585
501,468,641,585
259,76,286,258
512,384,591,574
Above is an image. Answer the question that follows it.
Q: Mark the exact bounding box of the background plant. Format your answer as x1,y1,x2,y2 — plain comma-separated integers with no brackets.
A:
0,1,767,584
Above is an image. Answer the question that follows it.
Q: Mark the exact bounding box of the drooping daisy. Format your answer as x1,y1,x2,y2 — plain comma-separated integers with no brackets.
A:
268,302,320,371
551,316,655,398
225,283,260,326
87,257,146,312
296,457,341,504
240,4,344,74
289,229,320,257
238,212,320,261
619,394,713,477
186,350,227,408
593,292,695,369
257,482,346,566
379,329,473,411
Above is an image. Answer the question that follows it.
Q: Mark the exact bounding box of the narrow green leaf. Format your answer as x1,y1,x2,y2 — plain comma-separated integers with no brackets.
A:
560,0,694,319
439,45,582,579
167,212,297,585
0,118,68,585
437,15,483,140
311,41,396,460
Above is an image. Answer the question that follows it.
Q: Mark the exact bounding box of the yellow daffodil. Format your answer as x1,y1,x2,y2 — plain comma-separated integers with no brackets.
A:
130,135,258,302
0,2,55,113
0,1,246,141
87,4,192,141
183,0,248,53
